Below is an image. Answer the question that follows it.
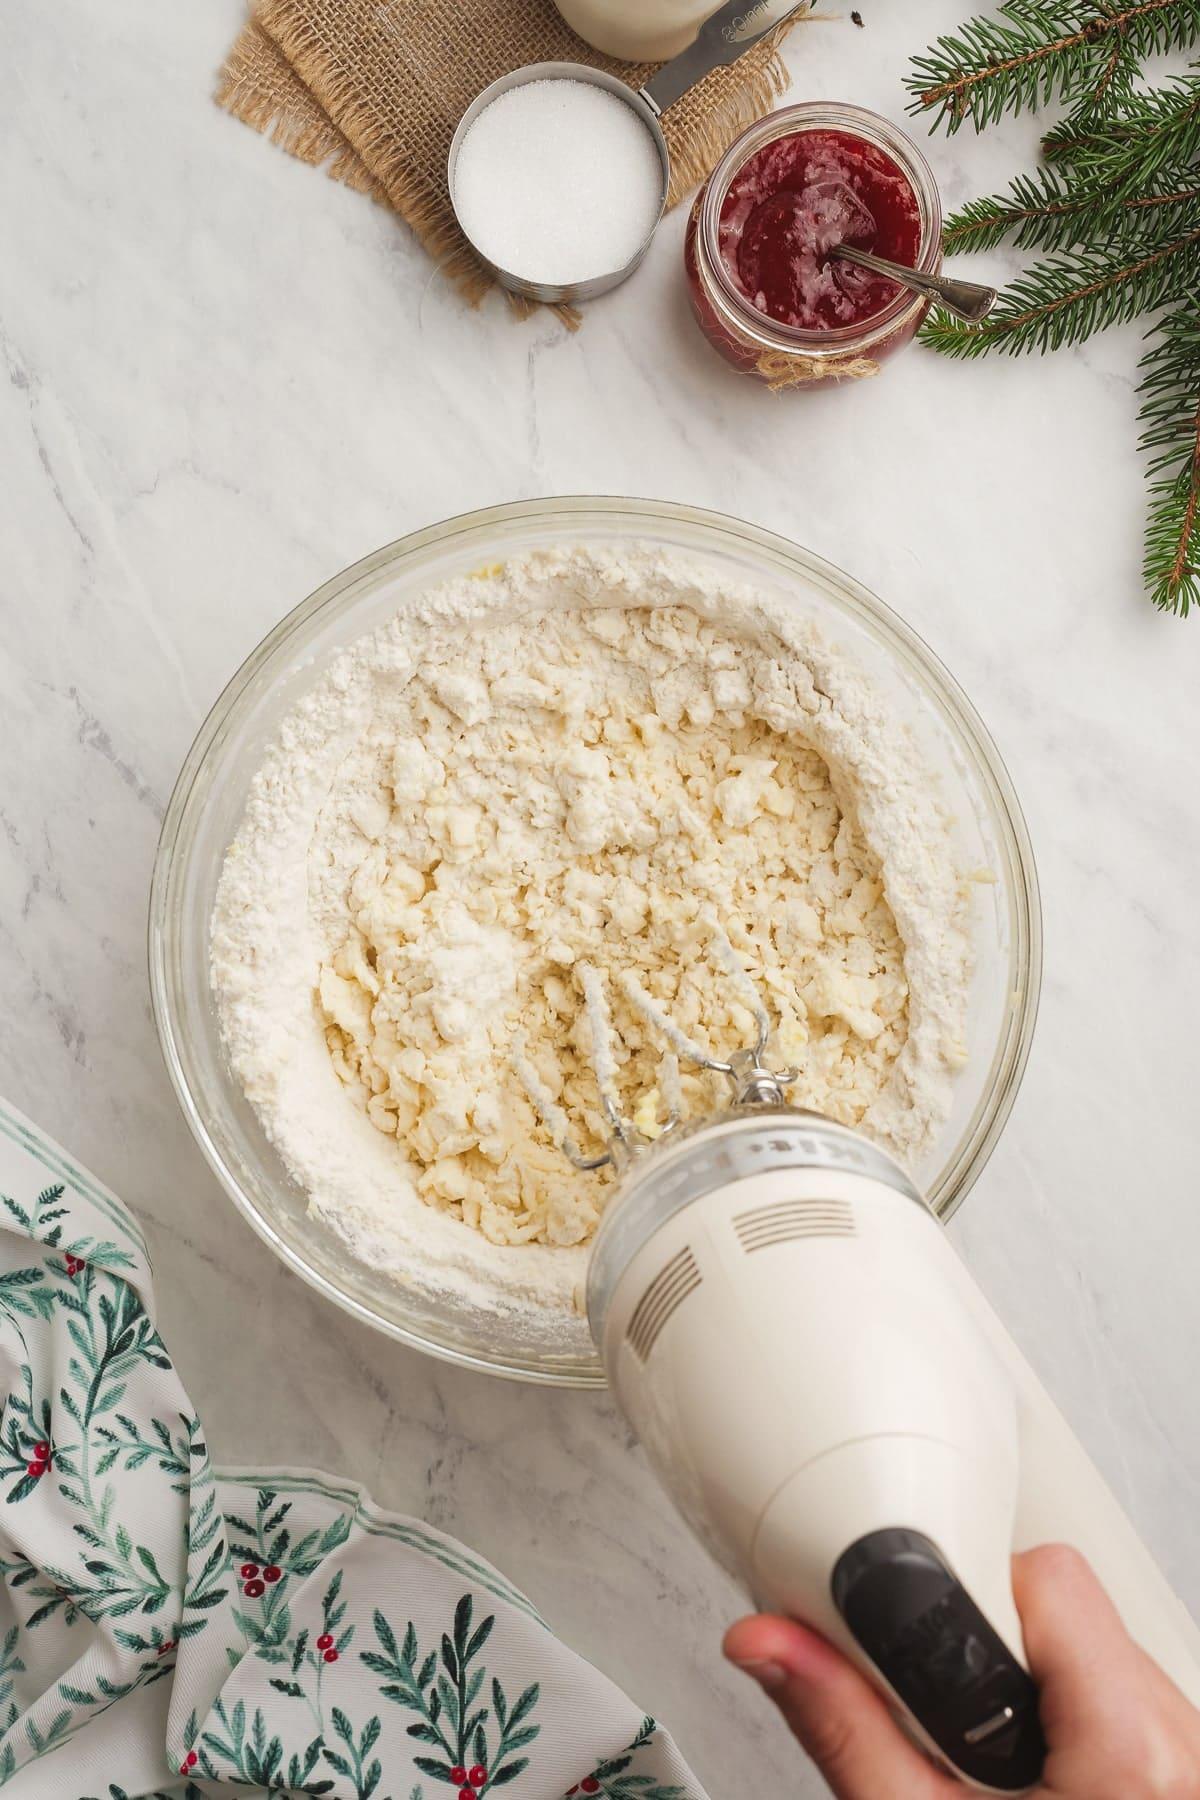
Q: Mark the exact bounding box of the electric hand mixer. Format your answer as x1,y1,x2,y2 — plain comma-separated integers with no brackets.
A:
523,930,1200,1794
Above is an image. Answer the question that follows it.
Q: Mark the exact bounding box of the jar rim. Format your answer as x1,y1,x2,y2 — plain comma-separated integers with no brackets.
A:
696,101,943,357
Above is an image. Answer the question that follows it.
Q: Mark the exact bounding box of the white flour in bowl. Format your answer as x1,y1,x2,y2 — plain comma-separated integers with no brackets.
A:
211,546,969,1326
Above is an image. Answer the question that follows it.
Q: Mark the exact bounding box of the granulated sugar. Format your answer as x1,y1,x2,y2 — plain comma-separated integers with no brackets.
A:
452,79,664,285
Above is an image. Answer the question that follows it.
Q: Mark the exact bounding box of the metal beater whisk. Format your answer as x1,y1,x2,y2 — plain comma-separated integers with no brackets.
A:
515,921,800,1173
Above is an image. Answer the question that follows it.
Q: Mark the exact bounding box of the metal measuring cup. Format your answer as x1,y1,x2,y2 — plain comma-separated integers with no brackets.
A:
447,0,810,305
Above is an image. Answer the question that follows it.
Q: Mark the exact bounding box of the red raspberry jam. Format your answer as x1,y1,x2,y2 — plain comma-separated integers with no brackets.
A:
683,104,940,388
718,130,920,332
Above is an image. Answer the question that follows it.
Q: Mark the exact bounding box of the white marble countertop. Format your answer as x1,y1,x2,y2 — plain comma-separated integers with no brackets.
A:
3,3,1199,1793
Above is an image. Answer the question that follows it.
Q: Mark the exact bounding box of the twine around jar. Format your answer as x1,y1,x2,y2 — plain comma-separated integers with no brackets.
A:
756,349,881,388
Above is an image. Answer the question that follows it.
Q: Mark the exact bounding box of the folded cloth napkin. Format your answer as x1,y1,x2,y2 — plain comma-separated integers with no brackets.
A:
0,1098,707,1797
216,0,804,320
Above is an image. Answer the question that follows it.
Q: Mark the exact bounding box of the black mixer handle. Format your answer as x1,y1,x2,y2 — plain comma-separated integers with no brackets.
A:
833,1528,1046,1792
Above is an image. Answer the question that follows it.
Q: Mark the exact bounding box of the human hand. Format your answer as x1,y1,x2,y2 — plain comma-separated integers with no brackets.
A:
724,1545,1200,1798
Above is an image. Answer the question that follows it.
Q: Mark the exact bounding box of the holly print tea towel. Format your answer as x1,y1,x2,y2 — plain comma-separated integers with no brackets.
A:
0,1098,707,1798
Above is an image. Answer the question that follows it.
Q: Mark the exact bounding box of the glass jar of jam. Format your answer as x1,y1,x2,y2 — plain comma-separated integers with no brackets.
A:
684,102,942,388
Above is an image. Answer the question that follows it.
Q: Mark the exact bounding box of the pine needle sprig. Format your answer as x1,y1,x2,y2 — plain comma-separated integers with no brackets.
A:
1041,109,1158,163
911,1,1200,613
941,166,1200,252
907,0,1200,133
1139,311,1200,614
921,229,1200,356
908,6,1124,133
1041,76,1200,194
940,168,1093,251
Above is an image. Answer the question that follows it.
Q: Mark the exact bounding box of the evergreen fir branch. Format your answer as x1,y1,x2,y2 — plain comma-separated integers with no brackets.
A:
1139,311,1200,614
1041,111,1148,164
1084,25,1134,116
943,166,1200,253
941,168,1083,250
1104,81,1200,194
907,7,1106,134
907,0,1200,134
1041,77,1200,192
913,0,1200,621
920,227,1200,356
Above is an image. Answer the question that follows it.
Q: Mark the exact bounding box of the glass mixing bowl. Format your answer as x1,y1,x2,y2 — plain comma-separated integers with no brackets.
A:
149,498,1041,1388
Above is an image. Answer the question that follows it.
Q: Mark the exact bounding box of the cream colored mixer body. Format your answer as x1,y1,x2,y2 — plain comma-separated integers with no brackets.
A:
587,1111,1200,1794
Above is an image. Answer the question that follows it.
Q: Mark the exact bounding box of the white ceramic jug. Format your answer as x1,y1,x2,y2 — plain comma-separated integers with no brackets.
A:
554,0,719,62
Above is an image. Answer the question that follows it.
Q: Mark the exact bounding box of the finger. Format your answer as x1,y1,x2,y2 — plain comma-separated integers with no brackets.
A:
1012,1544,1142,1735
724,1614,957,1800
1014,1548,1200,1791
1012,1542,1157,1785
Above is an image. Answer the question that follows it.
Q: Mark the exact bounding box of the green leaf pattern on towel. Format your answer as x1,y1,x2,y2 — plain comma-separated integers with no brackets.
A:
0,1099,708,1798
563,1714,692,1797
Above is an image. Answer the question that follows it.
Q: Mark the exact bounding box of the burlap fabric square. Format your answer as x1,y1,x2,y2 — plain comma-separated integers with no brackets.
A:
217,0,805,322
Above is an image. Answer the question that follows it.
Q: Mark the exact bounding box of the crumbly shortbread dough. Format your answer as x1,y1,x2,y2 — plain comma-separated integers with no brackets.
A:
212,546,969,1331
315,621,914,1249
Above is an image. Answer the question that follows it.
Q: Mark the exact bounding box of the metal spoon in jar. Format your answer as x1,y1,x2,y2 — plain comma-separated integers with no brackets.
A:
811,179,997,324
830,242,997,323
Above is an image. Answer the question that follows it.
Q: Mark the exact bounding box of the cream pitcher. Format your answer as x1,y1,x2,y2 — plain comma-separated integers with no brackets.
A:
554,0,731,62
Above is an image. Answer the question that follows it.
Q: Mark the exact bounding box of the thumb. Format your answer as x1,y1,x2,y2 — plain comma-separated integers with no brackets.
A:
724,1614,957,1800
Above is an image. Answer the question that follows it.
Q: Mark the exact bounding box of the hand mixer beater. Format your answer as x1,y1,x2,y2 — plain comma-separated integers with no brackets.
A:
521,927,1200,1795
